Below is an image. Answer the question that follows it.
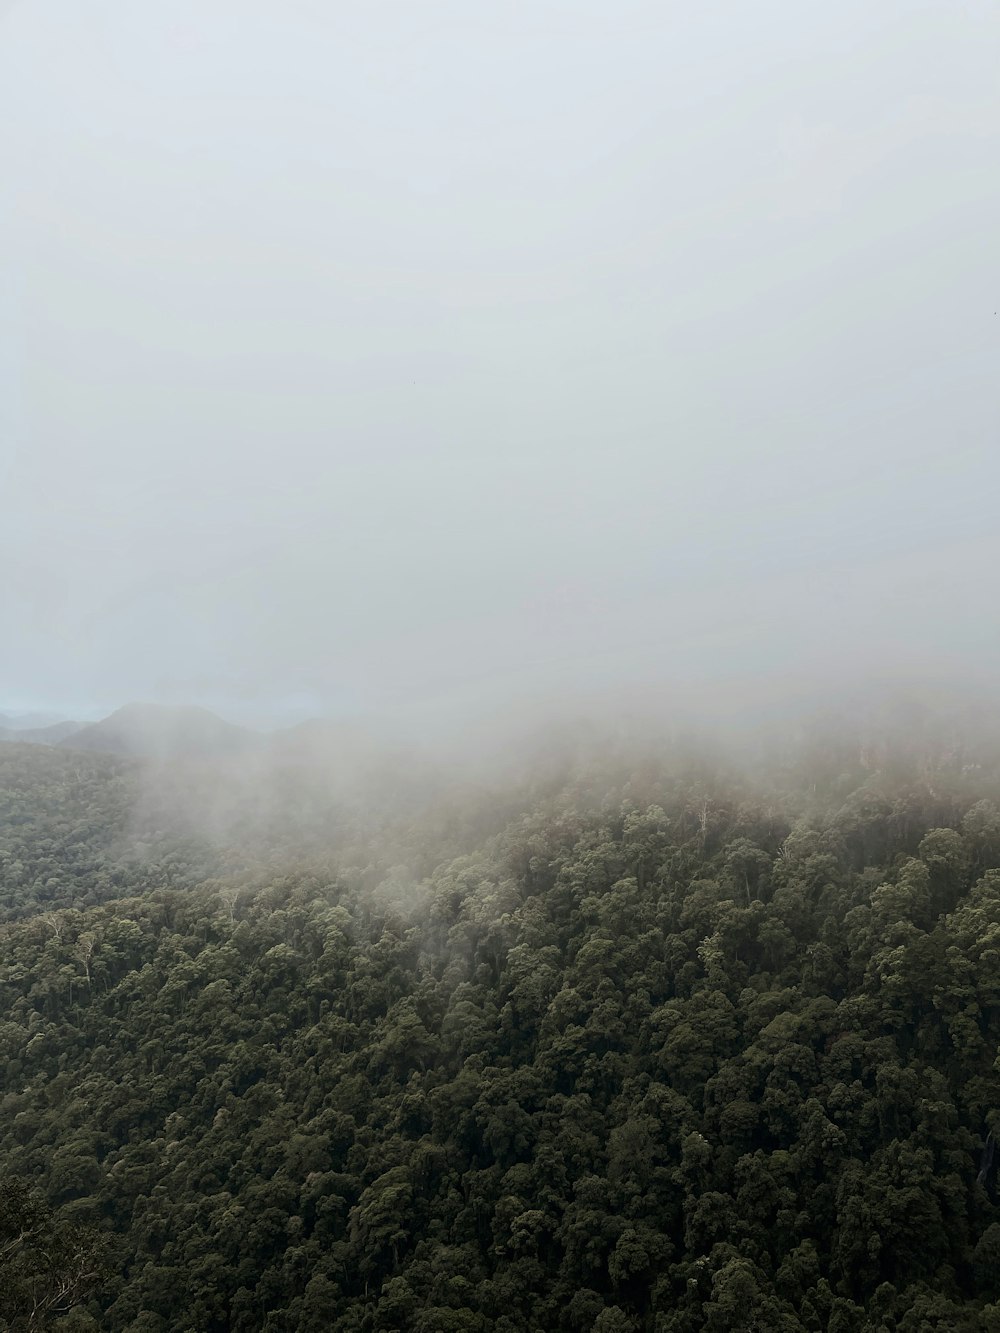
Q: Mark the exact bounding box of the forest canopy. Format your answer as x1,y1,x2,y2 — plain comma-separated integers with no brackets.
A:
1,707,1000,1331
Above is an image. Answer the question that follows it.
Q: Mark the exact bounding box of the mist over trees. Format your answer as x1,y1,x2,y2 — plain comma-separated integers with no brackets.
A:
3,1,1000,1328
1,703,1000,1329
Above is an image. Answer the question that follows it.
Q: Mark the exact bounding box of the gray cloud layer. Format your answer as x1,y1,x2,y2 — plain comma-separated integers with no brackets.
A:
3,1,999,725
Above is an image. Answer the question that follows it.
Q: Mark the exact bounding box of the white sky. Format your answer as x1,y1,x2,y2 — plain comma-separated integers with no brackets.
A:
2,1,999,724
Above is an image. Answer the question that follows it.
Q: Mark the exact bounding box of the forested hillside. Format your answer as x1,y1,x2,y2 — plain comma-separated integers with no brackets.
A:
2,721,1000,1330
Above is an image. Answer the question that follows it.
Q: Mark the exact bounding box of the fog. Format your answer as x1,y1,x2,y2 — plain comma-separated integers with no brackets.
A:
2,1,999,731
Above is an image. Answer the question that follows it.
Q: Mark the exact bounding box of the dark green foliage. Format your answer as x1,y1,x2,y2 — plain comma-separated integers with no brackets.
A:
2,732,1000,1328
0,745,219,921
0,1176,108,1328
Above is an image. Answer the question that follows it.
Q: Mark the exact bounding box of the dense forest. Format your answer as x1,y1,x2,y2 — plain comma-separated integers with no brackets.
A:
2,707,1000,1331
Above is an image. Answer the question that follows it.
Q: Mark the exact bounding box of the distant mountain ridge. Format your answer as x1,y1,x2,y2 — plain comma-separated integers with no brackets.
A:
10,721,82,745
0,701,378,765
0,720,83,747
62,703,258,759
0,710,71,731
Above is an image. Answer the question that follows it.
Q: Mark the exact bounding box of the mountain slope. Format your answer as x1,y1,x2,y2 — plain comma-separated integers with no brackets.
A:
62,702,257,759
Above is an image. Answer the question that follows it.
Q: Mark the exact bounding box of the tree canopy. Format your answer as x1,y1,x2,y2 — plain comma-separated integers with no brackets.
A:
2,720,1000,1329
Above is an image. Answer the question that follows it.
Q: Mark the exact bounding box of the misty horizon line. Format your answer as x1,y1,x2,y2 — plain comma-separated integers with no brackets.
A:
5,671,1000,738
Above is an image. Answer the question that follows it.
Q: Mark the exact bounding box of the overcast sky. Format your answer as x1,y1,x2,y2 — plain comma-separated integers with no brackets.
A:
2,1,998,726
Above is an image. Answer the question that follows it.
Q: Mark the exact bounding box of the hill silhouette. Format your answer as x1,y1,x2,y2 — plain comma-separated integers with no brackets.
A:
62,702,257,759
